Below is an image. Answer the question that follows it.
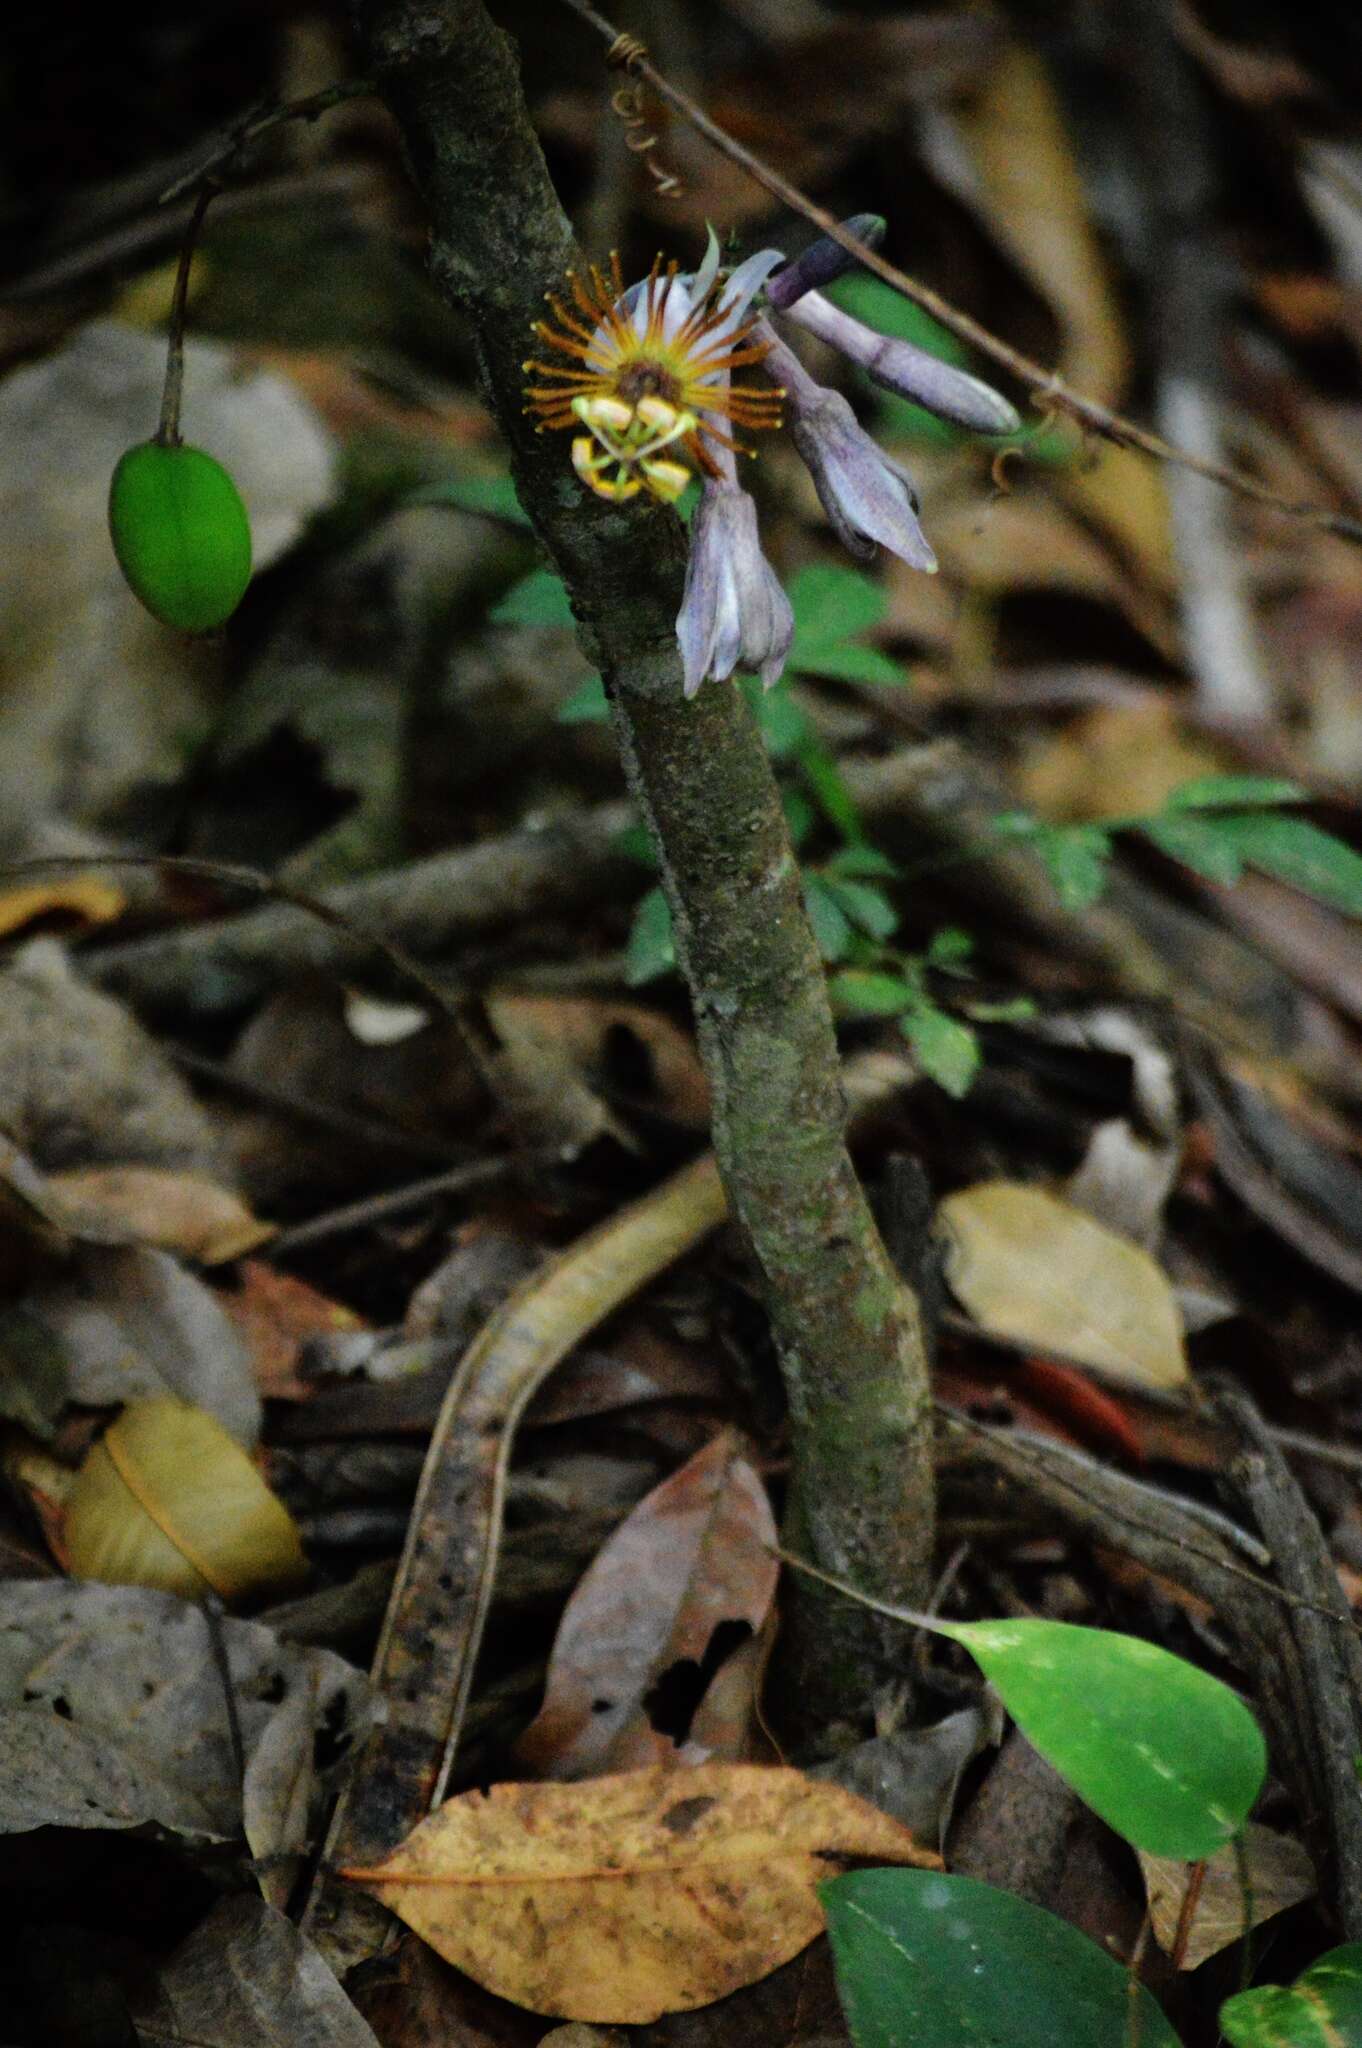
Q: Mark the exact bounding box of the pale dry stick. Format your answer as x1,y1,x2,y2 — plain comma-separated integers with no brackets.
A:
557,0,1362,544
301,1151,727,1980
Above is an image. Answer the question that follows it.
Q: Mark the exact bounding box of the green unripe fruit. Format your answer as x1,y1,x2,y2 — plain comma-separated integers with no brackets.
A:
108,440,253,632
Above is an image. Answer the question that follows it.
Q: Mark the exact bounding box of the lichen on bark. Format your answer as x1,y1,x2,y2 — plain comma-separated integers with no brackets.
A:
355,0,935,1736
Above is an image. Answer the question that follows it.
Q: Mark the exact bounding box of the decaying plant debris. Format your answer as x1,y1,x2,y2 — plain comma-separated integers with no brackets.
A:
6,2,1362,2043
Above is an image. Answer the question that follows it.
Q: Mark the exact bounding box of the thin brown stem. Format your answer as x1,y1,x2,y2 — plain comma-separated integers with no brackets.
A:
558,0,1362,544
155,185,214,447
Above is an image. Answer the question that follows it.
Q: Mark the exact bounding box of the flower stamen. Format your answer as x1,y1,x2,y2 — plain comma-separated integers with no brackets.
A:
525,248,784,501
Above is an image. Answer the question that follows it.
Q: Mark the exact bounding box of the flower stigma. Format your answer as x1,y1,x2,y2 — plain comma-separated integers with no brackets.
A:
524,251,784,504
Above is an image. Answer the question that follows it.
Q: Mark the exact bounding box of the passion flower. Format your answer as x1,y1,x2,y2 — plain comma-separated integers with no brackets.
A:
108,439,252,632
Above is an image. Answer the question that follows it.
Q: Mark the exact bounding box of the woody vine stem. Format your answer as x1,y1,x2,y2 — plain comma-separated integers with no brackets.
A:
354,0,935,1737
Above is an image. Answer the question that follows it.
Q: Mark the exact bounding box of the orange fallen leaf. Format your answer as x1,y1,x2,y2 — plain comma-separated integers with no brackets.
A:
342,1762,938,2022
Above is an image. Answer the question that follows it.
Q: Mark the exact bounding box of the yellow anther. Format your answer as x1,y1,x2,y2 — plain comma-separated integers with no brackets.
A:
639,458,690,502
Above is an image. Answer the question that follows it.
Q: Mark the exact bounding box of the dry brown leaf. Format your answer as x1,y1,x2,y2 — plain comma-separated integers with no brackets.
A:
516,1431,778,1779
223,1259,367,1402
488,996,711,1135
0,877,124,940
1139,1822,1315,1969
953,43,1128,403
928,494,1178,658
343,1763,938,2022
939,1180,1189,1389
47,1165,273,1264
1058,443,1175,595
1016,701,1226,824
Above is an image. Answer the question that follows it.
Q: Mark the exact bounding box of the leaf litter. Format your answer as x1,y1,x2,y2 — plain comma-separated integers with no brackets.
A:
7,8,1362,2043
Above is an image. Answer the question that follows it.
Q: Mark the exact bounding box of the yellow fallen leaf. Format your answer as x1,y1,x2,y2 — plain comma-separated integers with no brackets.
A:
939,1180,1189,1388
65,1397,306,1602
48,1166,273,1264
342,1762,938,2022
0,877,124,939
1139,1823,1315,1969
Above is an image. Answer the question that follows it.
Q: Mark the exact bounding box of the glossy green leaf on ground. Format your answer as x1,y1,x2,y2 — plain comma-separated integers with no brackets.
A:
940,1618,1265,1858
1220,1944,1362,2048
824,1867,1181,2048
108,441,252,631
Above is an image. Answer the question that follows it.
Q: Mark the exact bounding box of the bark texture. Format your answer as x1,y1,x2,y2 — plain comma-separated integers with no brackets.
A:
354,0,934,1729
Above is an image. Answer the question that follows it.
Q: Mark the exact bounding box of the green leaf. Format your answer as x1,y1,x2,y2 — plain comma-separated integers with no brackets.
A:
782,788,816,846
966,996,1037,1024
490,567,573,627
612,822,657,868
1220,1944,1362,2048
557,675,609,724
829,971,916,1018
751,683,809,759
899,1006,980,1098
1033,825,1114,909
624,886,675,984
990,809,1042,840
924,927,974,966
790,641,907,687
1140,812,1246,885
824,1868,1182,2048
411,470,531,527
1210,813,1362,917
1164,775,1305,811
788,563,886,649
796,740,865,843
822,877,898,942
826,844,900,881
804,874,854,962
939,1618,1266,1858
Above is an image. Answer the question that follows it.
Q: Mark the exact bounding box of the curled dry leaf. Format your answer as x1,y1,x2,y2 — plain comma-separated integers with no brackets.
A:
1139,1822,1316,1970
939,1180,1189,1389
516,1430,778,1778
47,1165,273,1264
64,1396,306,1602
342,1762,939,2023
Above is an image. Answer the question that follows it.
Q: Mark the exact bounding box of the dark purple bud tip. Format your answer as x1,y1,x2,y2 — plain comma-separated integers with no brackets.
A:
765,215,888,312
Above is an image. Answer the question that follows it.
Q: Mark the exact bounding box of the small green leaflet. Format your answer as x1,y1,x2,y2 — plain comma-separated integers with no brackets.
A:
624,886,675,984
803,874,854,962
413,470,532,527
830,971,915,1018
786,565,907,687
1031,824,1114,909
940,1617,1266,1859
823,1869,1181,2048
491,567,574,627
1220,1943,1362,2048
899,1006,980,1098
558,675,609,724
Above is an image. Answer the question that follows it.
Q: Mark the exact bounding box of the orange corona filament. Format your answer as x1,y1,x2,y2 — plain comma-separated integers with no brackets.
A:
523,252,784,501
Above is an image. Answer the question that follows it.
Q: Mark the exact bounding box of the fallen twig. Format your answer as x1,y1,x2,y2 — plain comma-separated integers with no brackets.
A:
300,1150,726,1980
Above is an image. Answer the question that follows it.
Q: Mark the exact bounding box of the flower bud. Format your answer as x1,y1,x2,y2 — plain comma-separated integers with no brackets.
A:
676,482,794,698
765,217,888,312
781,290,1021,436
